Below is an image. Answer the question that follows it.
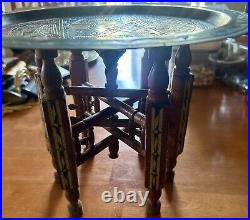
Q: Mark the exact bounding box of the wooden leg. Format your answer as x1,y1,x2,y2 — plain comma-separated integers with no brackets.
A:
86,127,95,149
65,189,83,217
99,49,126,158
139,48,152,114
145,47,172,215
139,48,153,114
69,50,88,120
166,45,193,183
99,49,126,89
39,50,83,217
147,190,162,214
35,50,63,188
70,50,94,152
108,137,119,159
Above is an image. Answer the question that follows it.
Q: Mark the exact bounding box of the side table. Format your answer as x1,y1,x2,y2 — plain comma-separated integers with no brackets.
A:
2,4,248,217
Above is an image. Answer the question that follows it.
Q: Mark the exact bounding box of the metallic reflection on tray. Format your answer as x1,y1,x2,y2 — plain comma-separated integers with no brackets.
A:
2,4,248,49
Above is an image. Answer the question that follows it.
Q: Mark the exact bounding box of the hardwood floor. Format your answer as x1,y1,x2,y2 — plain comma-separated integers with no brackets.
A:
2,52,248,217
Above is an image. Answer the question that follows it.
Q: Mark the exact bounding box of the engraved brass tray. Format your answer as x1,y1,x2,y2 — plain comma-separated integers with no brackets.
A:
2,4,248,50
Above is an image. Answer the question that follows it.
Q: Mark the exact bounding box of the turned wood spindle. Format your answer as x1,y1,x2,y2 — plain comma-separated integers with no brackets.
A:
69,50,88,117
99,49,126,89
99,49,126,159
70,50,95,151
139,48,153,113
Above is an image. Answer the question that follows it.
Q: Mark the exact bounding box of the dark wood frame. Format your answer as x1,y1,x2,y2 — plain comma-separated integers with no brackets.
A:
35,45,193,217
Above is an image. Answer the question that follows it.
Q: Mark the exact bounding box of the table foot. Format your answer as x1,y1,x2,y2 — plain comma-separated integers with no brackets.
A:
109,138,119,159
68,200,83,218
146,190,161,215
66,189,83,217
86,127,95,149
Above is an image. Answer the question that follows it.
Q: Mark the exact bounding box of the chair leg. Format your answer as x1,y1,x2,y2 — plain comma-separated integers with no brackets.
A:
145,47,172,215
38,50,83,217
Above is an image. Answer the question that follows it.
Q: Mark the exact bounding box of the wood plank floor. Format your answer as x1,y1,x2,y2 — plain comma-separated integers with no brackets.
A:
2,54,248,218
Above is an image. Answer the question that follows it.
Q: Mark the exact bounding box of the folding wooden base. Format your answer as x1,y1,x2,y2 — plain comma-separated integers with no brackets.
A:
35,46,193,217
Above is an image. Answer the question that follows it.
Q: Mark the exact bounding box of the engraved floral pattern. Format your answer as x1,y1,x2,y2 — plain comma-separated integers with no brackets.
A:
3,15,213,40
2,8,247,49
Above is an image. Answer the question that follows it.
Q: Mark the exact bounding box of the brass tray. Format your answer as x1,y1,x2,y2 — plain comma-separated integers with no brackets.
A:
2,4,248,50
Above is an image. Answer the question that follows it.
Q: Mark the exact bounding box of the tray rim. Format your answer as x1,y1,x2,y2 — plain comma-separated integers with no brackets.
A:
2,4,248,50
